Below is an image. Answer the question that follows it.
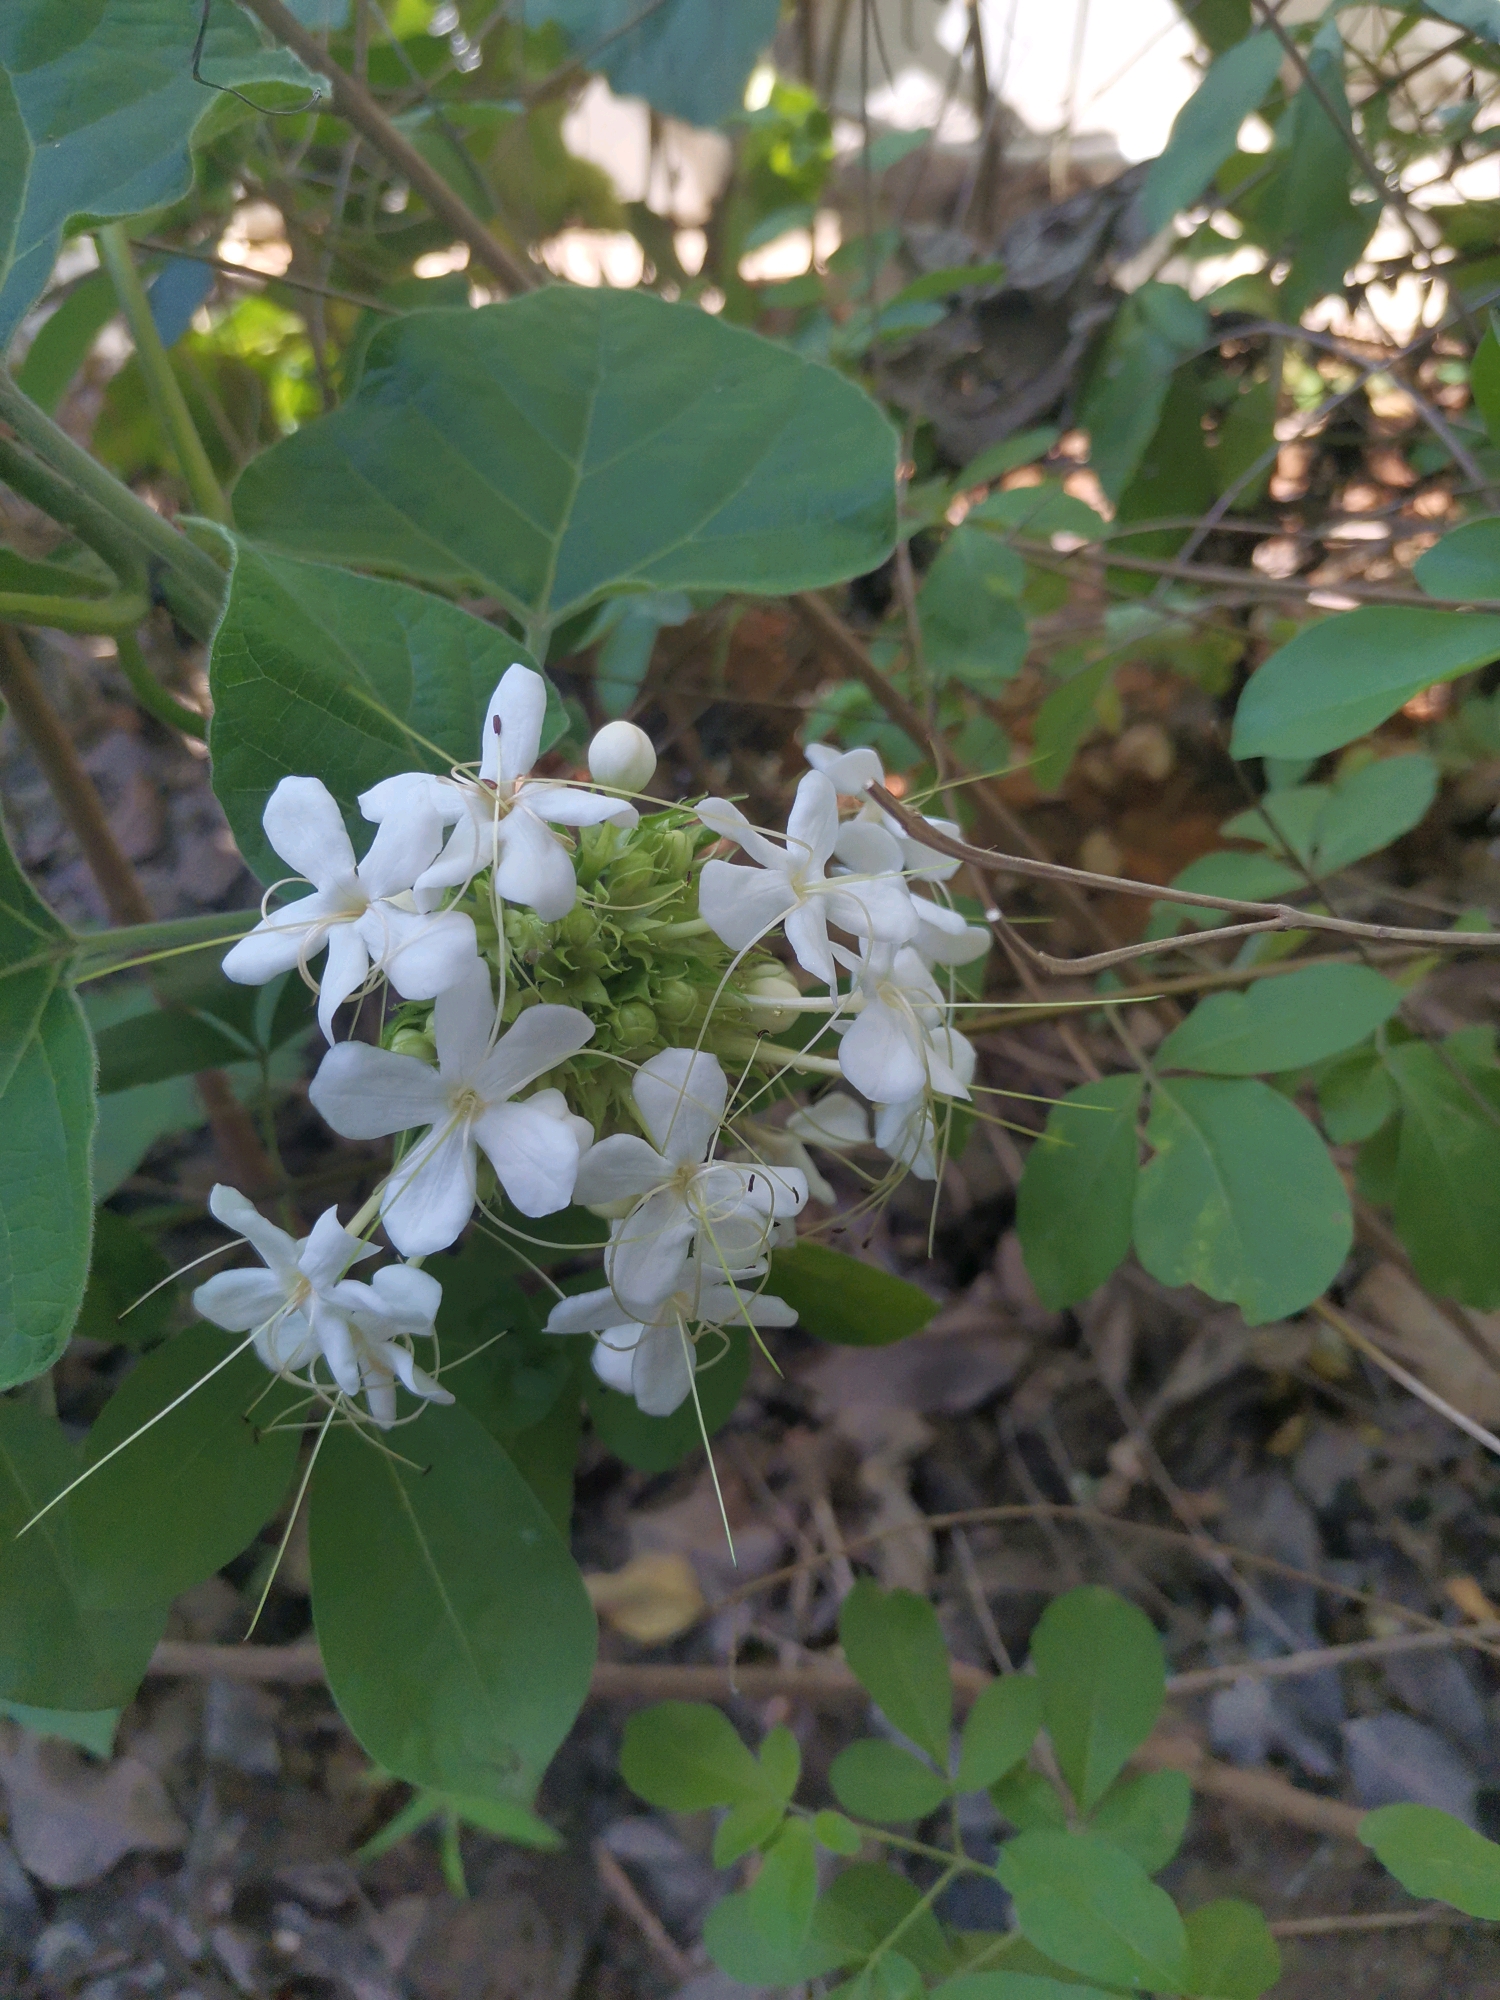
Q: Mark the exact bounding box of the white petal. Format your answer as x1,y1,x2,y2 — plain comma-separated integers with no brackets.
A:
825,876,919,945
365,1262,443,1333
696,796,788,872
363,1373,399,1429
298,1207,368,1291
606,1188,695,1317
255,1308,318,1373
787,1093,871,1148
698,1283,799,1329
473,1099,582,1216
310,1299,363,1397
522,783,636,828
221,913,318,986
316,920,370,1041
412,808,491,908
193,1267,287,1332
839,1000,926,1104
361,904,479,1001
591,1331,641,1396
360,770,459,830
309,1042,447,1140
546,1286,629,1336
208,1184,299,1282
493,808,578,921
572,1133,670,1207
381,1122,477,1255
874,1096,937,1179
262,776,356,888
633,1048,727,1163
632,1322,693,1417
897,813,964,882
698,859,798,952
475,1001,594,1104
357,805,446,902
484,663,547,784
430,957,497,1083
785,771,839,873
833,820,906,880
805,743,884,792
926,1025,976,1099
783,900,837,987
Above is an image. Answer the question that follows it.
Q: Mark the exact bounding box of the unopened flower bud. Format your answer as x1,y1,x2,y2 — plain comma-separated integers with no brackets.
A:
613,999,657,1048
654,977,696,1024
588,720,656,795
388,1026,437,1063
738,966,801,1031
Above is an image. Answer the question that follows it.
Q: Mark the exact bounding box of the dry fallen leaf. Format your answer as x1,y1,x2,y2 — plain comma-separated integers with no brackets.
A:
585,1552,707,1645
0,1722,185,1888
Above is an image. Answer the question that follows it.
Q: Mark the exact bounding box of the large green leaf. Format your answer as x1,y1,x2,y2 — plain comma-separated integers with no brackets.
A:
1140,32,1282,234
0,815,93,1389
1383,1038,1500,1307
1361,1803,1500,1918
522,0,780,127
1086,1769,1192,1876
1230,606,1500,759
310,1400,596,1803
838,1581,952,1767
1017,1076,1143,1309
996,1829,1191,1992
1256,19,1375,318
0,0,320,342
955,1672,1042,1792
208,539,555,883
233,290,898,645
0,1399,165,1710
1030,1588,1165,1814
1133,1076,1352,1322
768,1241,936,1345
67,1324,299,1605
1155,965,1402,1076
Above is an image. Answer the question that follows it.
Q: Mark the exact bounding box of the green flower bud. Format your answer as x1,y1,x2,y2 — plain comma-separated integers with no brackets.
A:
558,904,597,949
654,977,697,1024
613,1000,657,1048
388,1026,437,1063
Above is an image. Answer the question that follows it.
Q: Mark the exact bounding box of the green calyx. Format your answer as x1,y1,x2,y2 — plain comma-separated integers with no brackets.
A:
386,807,786,1136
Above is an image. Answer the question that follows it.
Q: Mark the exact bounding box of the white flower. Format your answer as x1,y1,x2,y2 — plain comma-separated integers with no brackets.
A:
836,942,974,1105
221,777,478,1041
308,961,594,1254
192,1185,452,1428
874,1028,977,1180
588,719,657,794
360,665,634,923
545,1253,798,1416
572,1048,806,1317
698,771,915,986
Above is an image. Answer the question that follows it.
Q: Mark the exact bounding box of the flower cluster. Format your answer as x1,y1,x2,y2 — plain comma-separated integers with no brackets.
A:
197,666,987,1430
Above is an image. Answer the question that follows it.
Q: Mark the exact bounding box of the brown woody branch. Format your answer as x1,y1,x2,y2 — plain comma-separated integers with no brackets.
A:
868,782,1500,970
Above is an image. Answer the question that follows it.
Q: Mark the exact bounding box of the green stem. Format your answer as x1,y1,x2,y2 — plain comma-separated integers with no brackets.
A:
114,630,208,738
97,225,232,528
69,910,254,981
0,587,149,633
0,367,226,637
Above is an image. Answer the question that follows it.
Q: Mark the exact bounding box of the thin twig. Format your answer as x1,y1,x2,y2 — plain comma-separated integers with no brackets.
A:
130,237,400,316
592,1838,694,1982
